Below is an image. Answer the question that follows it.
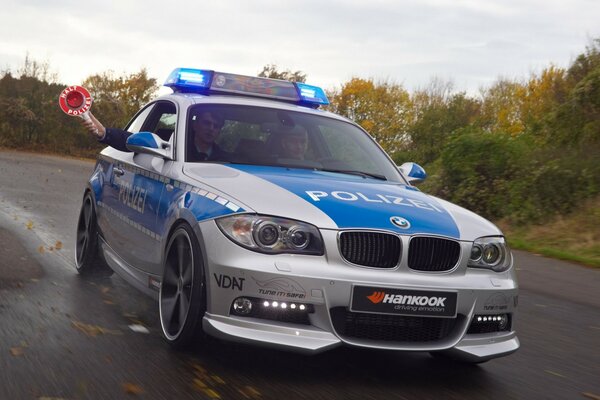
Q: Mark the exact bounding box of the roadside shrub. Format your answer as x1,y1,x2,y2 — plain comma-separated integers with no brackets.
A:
427,128,528,220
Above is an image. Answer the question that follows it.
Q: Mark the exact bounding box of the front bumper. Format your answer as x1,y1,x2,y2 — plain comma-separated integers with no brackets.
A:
203,313,520,362
199,221,519,361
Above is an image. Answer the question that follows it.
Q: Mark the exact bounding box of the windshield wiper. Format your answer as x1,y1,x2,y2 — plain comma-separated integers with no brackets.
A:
318,168,387,181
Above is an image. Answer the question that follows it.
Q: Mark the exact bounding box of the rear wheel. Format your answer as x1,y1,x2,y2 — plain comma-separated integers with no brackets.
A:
159,223,206,349
75,192,113,277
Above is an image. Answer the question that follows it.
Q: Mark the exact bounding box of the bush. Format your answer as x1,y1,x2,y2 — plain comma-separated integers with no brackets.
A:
424,128,600,224
426,128,528,220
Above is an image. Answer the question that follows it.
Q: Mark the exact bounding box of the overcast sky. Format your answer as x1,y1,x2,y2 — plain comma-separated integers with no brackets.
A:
1,0,599,95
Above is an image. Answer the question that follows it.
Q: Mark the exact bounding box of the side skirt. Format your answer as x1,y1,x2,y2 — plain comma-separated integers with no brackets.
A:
98,236,160,301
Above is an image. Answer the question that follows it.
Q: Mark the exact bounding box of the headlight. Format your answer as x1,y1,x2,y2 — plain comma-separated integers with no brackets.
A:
215,214,324,255
468,236,512,272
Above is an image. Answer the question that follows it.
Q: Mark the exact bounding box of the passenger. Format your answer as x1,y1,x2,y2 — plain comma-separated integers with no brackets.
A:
279,126,309,160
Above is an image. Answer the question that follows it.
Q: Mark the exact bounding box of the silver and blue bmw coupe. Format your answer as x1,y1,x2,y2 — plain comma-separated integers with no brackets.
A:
75,68,519,363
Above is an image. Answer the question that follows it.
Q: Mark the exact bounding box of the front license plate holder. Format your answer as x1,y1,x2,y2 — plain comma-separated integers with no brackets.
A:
351,286,458,318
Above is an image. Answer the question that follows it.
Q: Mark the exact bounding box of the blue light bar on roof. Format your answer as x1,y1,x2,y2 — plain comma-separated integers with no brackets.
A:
294,83,330,106
164,68,330,107
164,68,214,91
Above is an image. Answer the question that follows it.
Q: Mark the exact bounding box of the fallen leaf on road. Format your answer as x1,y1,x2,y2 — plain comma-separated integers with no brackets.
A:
193,378,207,389
245,386,262,398
211,375,225,385
202,388,221,399
103,300,115,305
128,324,150,334
55,241,63,250
545,370,565,378
238,386,262,399
72,321,121,337
583,393,600,400
10,347,24,356
38,246,45,254
48,246,54,252
26,220,33,229
192,363,207,375
122,383,144,395
100,286,110,294
38,397,68,400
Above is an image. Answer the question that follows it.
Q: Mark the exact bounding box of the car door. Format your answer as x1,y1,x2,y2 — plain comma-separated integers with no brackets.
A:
97,101,177,274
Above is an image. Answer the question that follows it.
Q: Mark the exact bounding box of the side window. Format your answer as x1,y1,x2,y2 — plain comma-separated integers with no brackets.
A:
125,104,155,133
141,102,177,142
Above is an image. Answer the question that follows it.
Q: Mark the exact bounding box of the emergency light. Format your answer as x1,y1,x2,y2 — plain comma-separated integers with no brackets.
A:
164,68,330,108
58,85,98,135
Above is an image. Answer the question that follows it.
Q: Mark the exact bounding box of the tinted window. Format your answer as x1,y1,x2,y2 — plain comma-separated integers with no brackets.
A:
186,104,404,182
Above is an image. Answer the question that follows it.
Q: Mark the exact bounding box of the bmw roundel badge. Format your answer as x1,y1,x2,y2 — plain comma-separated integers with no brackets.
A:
390,216,411,229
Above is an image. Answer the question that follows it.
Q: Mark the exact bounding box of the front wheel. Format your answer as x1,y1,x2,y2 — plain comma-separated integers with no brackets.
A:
75,192,113,277
159,223,206,349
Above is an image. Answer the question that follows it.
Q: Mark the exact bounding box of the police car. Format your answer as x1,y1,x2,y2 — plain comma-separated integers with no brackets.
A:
75,68,519,363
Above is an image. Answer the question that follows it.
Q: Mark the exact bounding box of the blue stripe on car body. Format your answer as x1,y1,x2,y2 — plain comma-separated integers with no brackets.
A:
228,164,460,239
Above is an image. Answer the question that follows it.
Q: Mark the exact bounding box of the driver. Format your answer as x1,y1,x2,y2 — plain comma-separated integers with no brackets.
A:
81,110,229,161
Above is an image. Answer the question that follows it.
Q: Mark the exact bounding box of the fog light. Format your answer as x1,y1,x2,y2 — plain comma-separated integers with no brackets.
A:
498,314,509,330
232,297,253,315
468,314,511,334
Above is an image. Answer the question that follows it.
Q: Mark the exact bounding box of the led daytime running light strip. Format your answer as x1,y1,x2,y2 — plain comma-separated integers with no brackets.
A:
263,300,307,311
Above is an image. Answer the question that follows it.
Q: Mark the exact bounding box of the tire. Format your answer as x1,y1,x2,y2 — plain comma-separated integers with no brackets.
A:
75,192,113,277
159,223,207,349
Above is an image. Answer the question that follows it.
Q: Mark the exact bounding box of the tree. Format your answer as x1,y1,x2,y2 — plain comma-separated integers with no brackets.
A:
258,64,307,83
402,92,480,165
82,68,158,128
479,78,526,136
327,78,412,153
520,66,569,139
17,53,57,83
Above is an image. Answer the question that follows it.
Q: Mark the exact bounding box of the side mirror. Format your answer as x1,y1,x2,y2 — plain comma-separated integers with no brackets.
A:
126,132,172,160
398,162,427,184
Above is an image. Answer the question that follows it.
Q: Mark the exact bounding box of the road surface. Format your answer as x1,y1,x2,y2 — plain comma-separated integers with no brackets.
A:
0,150,598,400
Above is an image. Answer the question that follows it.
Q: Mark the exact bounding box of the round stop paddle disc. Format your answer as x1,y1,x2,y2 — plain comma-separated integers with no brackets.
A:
58,86,93,116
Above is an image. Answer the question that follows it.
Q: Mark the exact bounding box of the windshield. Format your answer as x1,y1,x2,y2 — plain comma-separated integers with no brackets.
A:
185,104,404,183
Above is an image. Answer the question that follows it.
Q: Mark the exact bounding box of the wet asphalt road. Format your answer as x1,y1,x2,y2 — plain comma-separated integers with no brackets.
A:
0,149,599,400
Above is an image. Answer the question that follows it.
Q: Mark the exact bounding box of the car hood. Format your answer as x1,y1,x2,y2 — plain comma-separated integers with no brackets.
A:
182,164,501,241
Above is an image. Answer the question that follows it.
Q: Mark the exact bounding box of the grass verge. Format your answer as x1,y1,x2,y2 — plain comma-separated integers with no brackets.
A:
498,196,600,268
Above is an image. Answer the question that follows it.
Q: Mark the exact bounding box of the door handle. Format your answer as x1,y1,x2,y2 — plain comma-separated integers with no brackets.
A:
113,167,125,176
